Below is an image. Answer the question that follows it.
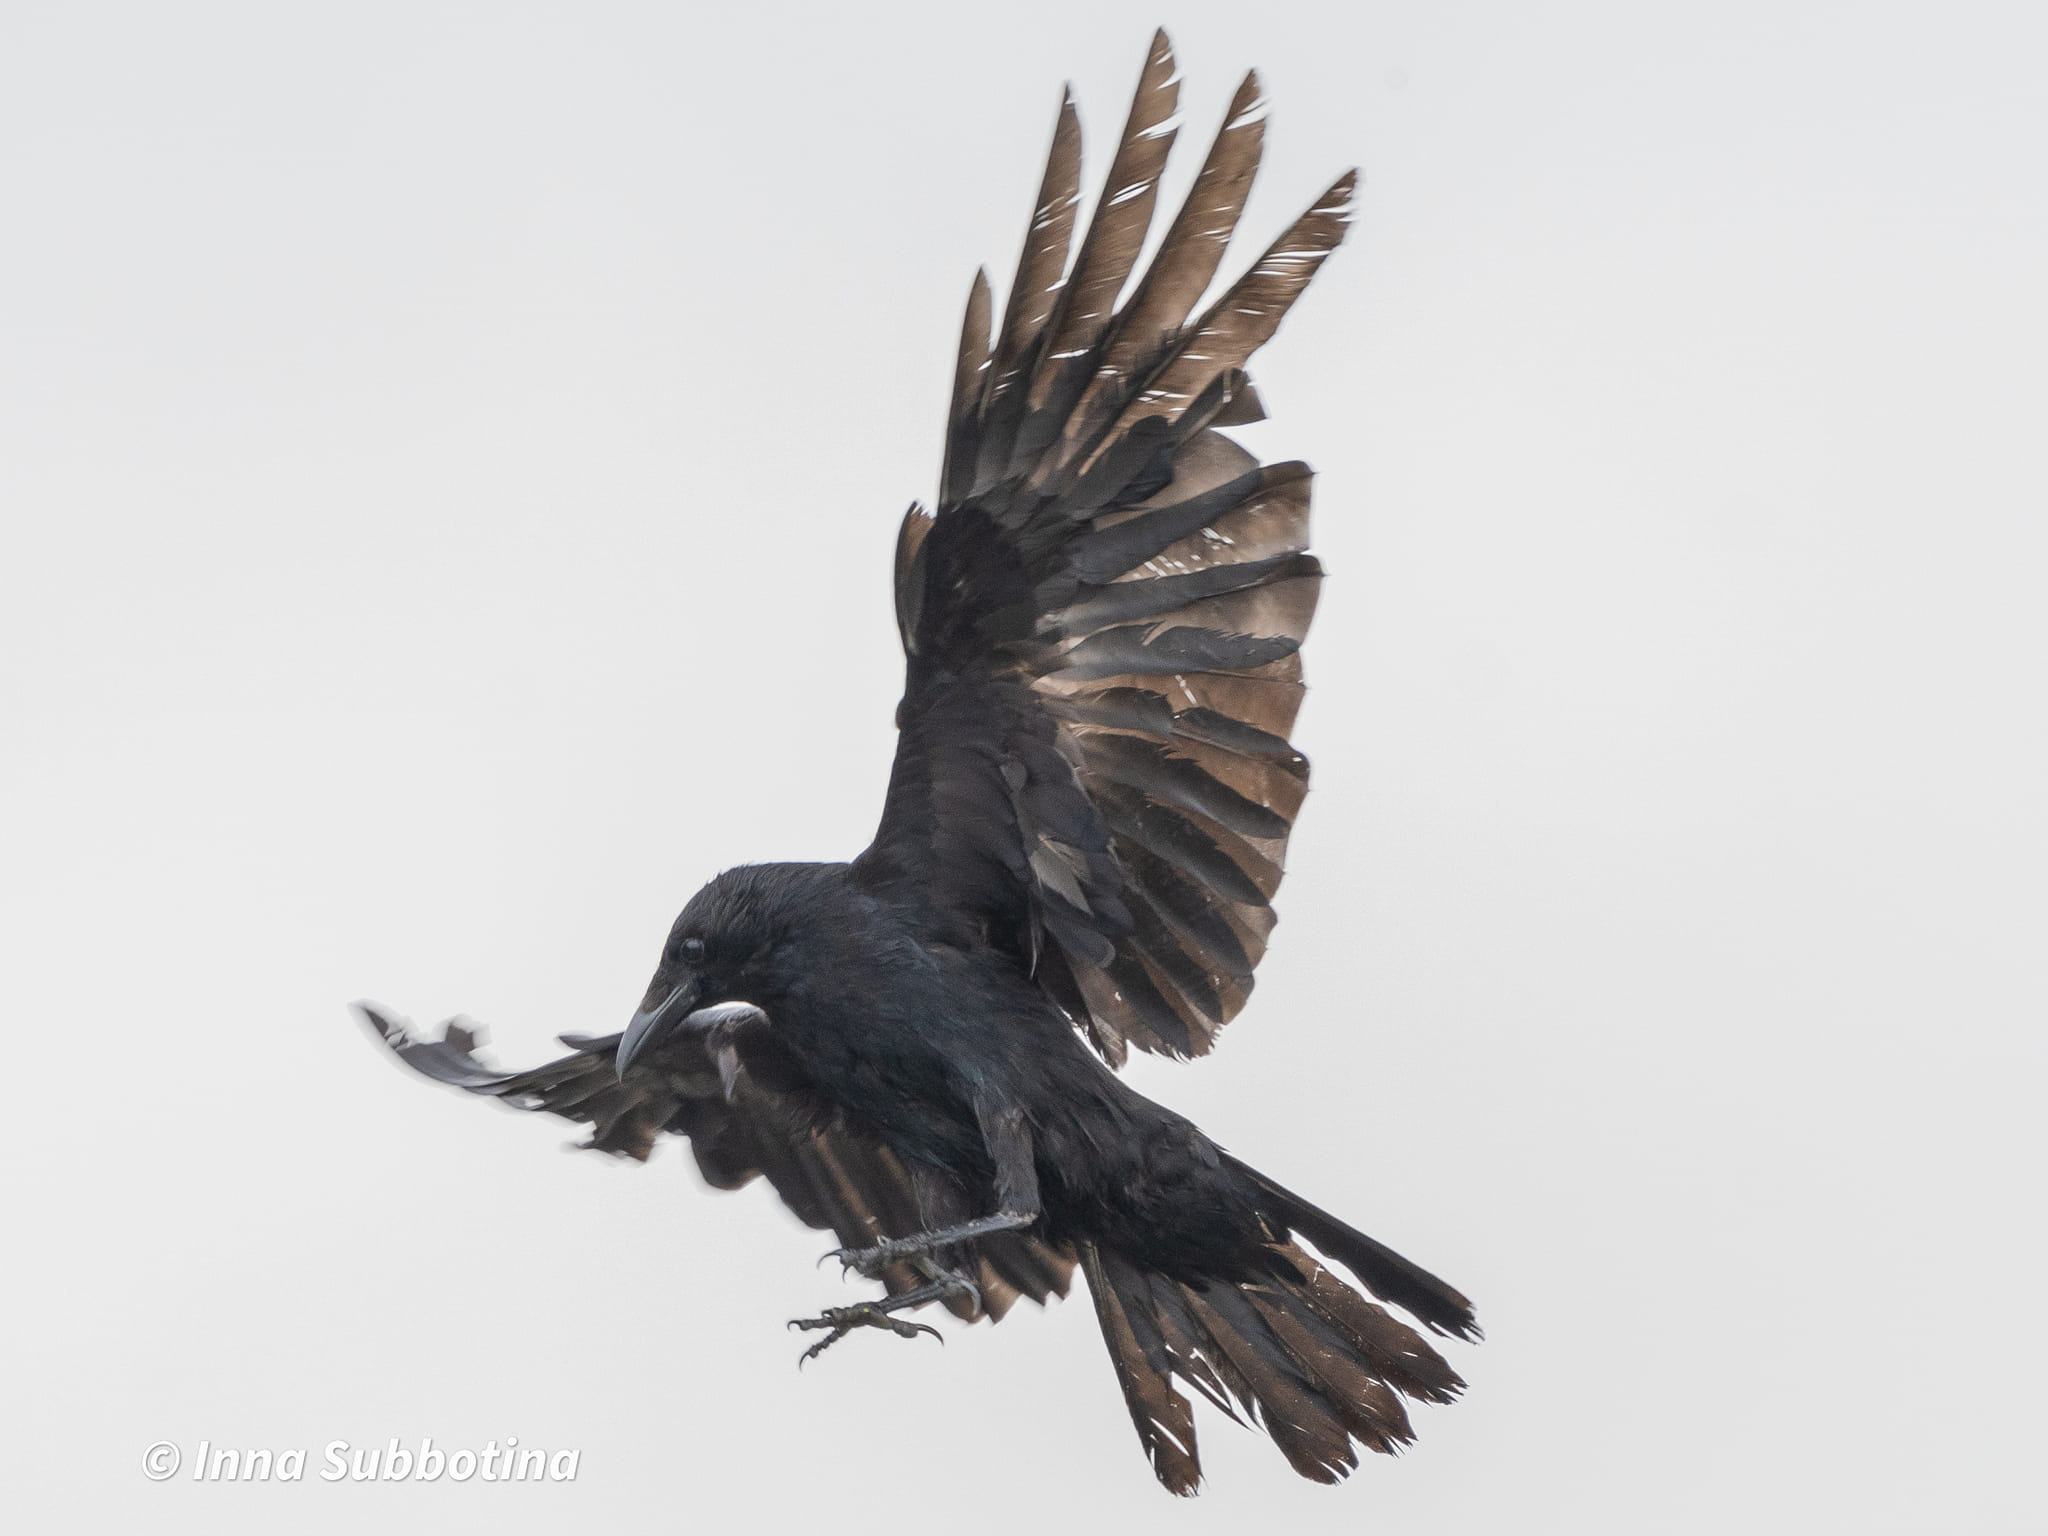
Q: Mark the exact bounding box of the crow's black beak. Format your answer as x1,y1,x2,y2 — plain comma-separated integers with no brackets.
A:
617,980,698,1077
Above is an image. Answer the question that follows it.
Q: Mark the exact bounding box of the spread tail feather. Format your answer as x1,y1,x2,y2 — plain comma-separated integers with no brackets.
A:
1082,1163,1475,1493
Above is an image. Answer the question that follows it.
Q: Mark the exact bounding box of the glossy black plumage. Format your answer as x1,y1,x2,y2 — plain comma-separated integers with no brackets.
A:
364,31,1476,1492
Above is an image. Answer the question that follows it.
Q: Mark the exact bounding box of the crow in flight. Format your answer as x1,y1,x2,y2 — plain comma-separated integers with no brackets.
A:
362,30,1478,1493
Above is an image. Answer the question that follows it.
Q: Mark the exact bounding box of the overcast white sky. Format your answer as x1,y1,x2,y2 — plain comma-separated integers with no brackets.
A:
5,1,2044,1530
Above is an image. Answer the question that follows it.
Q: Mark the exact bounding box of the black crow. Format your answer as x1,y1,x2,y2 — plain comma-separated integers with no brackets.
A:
362,30,1478,1493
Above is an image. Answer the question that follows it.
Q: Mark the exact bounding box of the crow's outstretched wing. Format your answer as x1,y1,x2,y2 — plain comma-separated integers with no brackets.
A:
855,32,1351,1065
356,1005,1073,1322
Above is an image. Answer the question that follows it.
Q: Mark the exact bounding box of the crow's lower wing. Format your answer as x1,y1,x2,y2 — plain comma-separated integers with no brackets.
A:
357,1004,1072,1322
856,31,1348,1065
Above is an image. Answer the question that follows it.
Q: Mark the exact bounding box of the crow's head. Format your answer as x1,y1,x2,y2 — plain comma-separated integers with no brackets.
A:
614,863,817,1077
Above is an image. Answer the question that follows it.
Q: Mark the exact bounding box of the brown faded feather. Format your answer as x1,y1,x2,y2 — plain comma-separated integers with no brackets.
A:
940,271,993,508
974,89,1083,490
1020,31,1181,434
1076,71,1268,444
1082,1243,1203,1495
1084,171,1358,470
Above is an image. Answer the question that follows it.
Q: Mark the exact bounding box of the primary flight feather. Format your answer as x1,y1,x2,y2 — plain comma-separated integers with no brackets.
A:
363,30,1477,1493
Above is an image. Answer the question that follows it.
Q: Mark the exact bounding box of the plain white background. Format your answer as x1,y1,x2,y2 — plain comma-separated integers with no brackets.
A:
5,1,2043,1530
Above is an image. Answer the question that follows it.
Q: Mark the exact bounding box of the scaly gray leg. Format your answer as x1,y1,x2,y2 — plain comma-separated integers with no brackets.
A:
825,1210,1036,1278
824,1098,1043,1280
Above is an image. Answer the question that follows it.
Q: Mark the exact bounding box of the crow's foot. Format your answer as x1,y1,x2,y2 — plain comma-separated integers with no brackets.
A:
786,1271,982,1366
788,1303,942,1366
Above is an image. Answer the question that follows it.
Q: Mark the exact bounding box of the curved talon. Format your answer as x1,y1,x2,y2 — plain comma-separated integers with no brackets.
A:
820,1242,888,1279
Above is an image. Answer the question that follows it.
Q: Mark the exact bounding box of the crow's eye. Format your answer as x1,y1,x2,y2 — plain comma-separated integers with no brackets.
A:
679,936,705,962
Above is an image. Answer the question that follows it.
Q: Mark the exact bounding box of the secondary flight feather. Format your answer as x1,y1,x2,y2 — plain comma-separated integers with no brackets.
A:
363,31,1477,1493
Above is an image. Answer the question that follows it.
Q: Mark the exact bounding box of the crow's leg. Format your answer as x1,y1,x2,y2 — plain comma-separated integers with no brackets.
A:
826,1211,1035,1276
826,1100,1042,1279
787,1273,978,1365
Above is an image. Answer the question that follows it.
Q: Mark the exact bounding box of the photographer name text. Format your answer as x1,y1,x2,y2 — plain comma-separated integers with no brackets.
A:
141,1437,579,1483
